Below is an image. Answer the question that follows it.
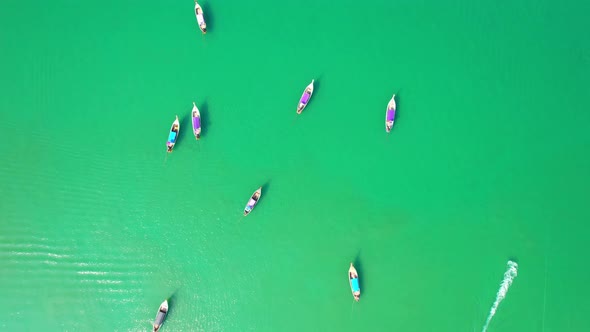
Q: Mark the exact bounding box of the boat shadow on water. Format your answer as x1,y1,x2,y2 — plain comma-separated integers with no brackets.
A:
179,114,192,147
166,289,178,315
199,100,210,138
251,180,271,208
391,91,402,123
261,180,271,202
313,75,322,94
202,1,214,32
255,180,271,209
311,74,324,102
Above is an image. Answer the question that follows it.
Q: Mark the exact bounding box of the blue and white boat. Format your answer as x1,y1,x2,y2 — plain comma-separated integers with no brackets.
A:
348,262,360,301
166,116,180,152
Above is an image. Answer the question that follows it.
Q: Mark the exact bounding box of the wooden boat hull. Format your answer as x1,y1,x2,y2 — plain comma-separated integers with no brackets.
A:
348,263,360,301
153,300,169,332
297,79,315,114
167,116,180,152
385,94,396,133
192,102,201,140
195,2,207,34
244,187,262,216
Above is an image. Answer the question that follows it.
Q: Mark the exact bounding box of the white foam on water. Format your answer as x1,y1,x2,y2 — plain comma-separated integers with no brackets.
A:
41,260,59,266
482,260,518,332
0,243,53,250
97,280,122,284
77,271,108,275
4,251,70,259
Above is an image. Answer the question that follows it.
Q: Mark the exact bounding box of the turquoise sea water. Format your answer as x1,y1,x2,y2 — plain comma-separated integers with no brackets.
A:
1,0,589,331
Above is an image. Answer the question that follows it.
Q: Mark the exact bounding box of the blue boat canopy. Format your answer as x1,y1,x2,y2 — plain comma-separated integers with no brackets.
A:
168,132,177,142
351,278,360,292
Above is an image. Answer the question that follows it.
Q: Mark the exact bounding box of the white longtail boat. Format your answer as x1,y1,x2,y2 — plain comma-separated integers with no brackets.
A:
243,187,262,216
194,1,207,34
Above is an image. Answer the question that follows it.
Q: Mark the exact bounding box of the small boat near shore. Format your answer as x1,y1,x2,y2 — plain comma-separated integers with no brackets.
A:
243,187,262,216
348,262,360,302
192,102,201,140
166,116,180,152
297,80,315,114
385,94,396,133
194,1,207,34
153,300,169,332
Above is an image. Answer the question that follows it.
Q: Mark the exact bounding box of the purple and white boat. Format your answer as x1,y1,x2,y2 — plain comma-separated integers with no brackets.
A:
385,94,396,133
297,79,315,114
192,102,201,140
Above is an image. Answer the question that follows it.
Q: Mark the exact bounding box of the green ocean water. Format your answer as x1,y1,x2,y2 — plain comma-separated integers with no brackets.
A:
1,0,589,331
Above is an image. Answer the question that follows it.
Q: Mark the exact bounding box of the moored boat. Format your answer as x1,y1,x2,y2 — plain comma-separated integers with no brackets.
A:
243,187,262,216
297,79,315,114
194,1,207,34
153,300,169,332
348,263,361,302
166,116,180,152
385,94,396,133
192,102,201,140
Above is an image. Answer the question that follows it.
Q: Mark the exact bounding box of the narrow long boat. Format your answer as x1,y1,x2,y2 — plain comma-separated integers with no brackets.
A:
152,300,169,332
192,102,201,140
166,116,180,153
385,94,396,133
194,1,207,34
297,80,315,114
348,263,360,302
243,187,262,216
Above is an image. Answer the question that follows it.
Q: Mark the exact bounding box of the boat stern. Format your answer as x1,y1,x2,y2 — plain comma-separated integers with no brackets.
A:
354,292,360,302
385,121,394,132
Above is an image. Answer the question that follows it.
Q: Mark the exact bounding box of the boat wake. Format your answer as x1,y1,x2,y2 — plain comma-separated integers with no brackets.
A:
481,260,518,332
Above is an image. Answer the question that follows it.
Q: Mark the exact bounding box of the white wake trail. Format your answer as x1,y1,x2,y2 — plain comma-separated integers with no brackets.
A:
481,260,518,332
